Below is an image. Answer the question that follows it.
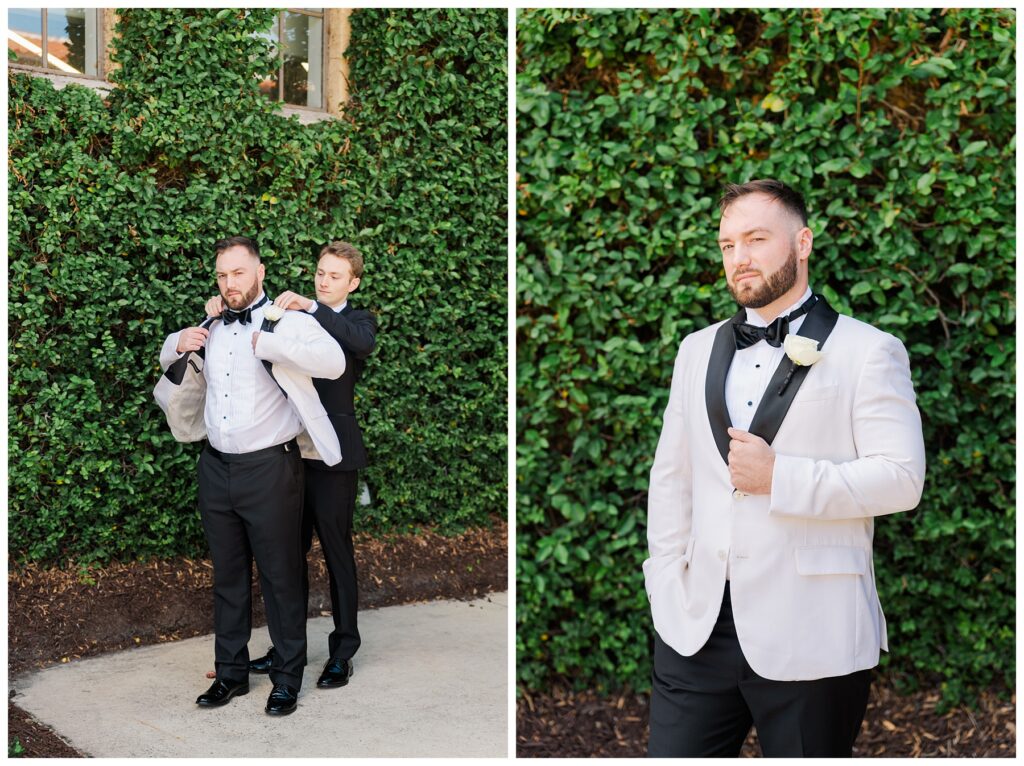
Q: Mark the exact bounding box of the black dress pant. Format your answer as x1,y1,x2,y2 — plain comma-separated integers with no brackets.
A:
198,443,307,690
648,583,872,757
301,466,361,660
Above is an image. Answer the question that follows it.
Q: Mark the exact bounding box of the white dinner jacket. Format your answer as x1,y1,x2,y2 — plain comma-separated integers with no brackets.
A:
644,304,926,681
159,310,345,466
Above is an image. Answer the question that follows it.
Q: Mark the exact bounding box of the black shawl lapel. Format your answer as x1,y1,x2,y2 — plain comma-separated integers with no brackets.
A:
705,309,745,465
195,315,217,360
162,353,193,385
747,296,840,445
259,305,289,399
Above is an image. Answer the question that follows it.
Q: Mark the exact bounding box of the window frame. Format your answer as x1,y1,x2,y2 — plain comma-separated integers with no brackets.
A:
268,8,329,113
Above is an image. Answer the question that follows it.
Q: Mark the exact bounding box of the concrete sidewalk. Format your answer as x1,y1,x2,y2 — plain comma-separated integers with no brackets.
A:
12,593,507,758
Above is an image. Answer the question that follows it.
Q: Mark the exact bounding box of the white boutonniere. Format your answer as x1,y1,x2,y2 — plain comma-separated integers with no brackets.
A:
778,335,823,395
263,304,285,322
784,334,823,365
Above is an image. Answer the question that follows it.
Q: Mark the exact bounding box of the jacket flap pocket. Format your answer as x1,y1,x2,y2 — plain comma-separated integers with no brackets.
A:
795,546,867,576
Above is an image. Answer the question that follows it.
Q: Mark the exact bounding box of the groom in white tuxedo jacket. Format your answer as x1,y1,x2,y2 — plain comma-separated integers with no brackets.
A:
645,180,926,757
158,236,345,716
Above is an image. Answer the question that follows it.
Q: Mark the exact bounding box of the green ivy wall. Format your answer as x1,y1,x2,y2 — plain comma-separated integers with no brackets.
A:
9,8,508,564
516,8,1015,706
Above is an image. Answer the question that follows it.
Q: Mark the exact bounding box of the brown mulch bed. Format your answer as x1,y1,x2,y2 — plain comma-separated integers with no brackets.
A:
7,703,81,759
8,520,507,758
516,680,1016,757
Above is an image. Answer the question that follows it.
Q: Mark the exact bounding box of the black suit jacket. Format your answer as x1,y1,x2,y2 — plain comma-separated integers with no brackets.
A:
305,302,377,472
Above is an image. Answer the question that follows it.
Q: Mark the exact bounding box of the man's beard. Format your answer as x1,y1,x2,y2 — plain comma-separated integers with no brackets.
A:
221,281,260,310
728,247,798,309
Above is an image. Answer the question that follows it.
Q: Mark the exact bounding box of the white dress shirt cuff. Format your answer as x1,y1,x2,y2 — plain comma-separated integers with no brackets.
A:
159,332,185,370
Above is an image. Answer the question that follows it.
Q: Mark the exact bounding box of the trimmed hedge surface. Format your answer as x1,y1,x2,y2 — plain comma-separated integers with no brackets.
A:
516,8,1015,706
9,8,508,564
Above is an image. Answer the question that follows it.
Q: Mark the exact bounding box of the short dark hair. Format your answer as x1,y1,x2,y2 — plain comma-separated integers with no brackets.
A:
319,241,364,279
214,236,260,260
719,179,808,227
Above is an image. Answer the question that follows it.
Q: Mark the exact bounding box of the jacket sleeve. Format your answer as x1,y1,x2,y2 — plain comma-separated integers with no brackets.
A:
646,338,695,569
311,304,377,359
769,333,926,520
253,311,346,380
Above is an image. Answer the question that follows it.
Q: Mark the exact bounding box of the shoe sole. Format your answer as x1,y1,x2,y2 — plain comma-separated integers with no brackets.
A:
316,678,350,689
265,704,297,716
196,687,249,707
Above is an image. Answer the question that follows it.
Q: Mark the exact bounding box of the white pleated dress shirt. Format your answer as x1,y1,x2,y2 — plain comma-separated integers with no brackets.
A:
721,287,813,577
203,293,304,454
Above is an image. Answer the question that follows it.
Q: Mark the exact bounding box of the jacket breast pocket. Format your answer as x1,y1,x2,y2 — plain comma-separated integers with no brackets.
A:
795,383,839,403
794,546,868,576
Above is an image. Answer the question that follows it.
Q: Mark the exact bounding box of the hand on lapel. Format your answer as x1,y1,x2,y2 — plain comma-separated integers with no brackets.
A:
727,427,775,495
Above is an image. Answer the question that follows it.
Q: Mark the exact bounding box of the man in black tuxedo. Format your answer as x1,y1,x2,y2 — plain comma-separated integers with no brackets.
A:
235,241,377,688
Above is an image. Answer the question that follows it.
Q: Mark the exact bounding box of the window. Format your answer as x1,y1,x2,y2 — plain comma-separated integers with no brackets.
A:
8,8,347,117
259,9,325,110
8,8,103,78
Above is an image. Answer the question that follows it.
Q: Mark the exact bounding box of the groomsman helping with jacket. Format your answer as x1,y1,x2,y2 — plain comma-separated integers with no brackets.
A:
644,180,926,757
160,236,346,716
207,241,377,690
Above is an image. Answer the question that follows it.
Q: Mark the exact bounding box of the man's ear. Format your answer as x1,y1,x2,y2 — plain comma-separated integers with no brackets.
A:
349,276,361,293
257,262,266,281
796,226,813,261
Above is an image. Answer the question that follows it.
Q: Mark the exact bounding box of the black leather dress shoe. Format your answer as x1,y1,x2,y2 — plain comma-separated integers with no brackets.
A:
249,646,275,674
316,658,353,688
265,683,299,715
196,678,249,707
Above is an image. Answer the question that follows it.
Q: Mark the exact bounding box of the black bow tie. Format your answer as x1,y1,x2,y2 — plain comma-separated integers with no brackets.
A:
222,295,267,325
732,294,818,350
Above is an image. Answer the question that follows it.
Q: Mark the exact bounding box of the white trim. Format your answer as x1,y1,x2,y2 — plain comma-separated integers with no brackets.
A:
279,105,334,124
7,66,111,95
